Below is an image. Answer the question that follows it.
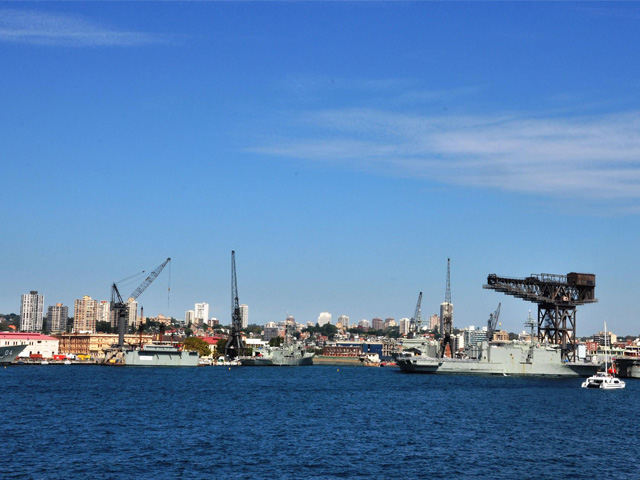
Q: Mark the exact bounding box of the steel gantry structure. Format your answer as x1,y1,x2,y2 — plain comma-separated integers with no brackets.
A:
483,272,597,361
225,251,245,359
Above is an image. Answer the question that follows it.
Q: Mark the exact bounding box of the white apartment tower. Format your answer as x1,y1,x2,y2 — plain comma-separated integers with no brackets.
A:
20,291,44,332
127,299,138,328
240,304,249,329
185,310,195,325
318,312,332,327
194,302,209,327
74,295,98,333
97,300,110,324
46,303,68,333
337,315,350,328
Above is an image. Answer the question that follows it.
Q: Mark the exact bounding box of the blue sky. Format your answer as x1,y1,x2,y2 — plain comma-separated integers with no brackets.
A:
2,2,640,335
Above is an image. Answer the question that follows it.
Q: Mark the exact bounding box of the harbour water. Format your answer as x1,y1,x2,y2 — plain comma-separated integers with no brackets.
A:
4,365,640,479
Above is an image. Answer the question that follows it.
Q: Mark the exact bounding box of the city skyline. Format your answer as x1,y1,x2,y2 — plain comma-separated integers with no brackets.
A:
3,3,640,335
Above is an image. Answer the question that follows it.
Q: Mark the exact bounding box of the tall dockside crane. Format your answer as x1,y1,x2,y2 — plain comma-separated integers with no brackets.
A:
484,272,597,361
440,258,454,358
486,303,501,342
410,292,423,337
225,251,245,359
111,257,171,349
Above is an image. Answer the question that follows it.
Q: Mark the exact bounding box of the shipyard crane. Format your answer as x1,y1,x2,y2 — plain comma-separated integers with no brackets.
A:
111,257,171,349
486,303,501,342
409,292,423,338
484,272,597,361
225,251,245,359
440,258,454,358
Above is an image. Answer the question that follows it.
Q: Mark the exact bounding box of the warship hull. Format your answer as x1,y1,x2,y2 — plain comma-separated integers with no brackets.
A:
122,344,199,367
611,357,640,378
397,342,599,377
241,345,314,366
0,344,27,363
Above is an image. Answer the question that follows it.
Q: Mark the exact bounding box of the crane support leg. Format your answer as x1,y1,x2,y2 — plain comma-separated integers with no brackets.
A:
538,304,576,361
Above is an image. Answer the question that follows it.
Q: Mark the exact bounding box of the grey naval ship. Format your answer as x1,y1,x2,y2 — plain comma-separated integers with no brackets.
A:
396,340,599,377
241,342,314,366
397,316,599,377
0,344,27,363
106,343,200,367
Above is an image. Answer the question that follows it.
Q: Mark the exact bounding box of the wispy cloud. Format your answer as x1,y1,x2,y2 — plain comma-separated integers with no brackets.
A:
0,9,165,47
252,108,640,206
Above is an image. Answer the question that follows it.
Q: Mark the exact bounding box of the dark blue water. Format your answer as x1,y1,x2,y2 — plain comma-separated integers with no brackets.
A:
3,365,639,479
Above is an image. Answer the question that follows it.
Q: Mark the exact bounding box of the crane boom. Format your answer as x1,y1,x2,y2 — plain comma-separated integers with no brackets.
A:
225,251,245,359
410,292,423,337
128,258,171,300
110,257,171,349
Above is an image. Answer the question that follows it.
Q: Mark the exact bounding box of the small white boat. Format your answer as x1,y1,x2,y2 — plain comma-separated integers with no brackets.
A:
582,322,625,390
581,371,625,389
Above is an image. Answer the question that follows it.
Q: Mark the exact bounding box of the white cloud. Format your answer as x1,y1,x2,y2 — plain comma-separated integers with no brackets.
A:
0,9,164,47
252,108,640,204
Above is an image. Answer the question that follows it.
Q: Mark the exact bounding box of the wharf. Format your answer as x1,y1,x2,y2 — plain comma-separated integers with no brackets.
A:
313,356,363,366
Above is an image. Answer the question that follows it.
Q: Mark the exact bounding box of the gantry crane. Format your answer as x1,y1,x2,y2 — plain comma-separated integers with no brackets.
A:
409,292,423,337
484,272,597,360
225,251,245,359
440,258,454,358
486,303,501,342
111,257,171,348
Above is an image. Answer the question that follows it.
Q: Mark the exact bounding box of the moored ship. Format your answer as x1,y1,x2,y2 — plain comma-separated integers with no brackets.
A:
396,340,600,377
241,342,314,366
0,344,27,363
106,343,199,367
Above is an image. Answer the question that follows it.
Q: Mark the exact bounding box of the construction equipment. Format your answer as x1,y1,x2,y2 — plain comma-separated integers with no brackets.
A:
486,303,501,342
409,292,423,337
225,251,245,359
484,272,597,361
440,258,454,358
111,257,171,349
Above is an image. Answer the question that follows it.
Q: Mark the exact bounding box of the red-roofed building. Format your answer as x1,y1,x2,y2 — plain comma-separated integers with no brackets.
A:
0,332,59,358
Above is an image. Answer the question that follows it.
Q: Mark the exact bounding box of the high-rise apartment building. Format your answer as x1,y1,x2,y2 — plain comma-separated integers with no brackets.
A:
97,300,110,325
318,312,332,327
429,314,440,332
358,319,370,329
371,317,384,331
185,310,195,325
399,318,411,336
337,315,349,328
385,317,397,328
240,304,249,329
194,302,209,327
74,295,98,333
46,303,68,333
20,291,44,332
127,299,138,328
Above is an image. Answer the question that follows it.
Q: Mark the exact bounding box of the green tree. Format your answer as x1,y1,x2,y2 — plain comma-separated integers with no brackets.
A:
96,321,112,333
215,338,227,357
269,336,283,347
182,337,211,357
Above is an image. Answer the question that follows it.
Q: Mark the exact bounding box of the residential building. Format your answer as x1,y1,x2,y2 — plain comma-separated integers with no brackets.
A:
240,304,249,329
358,319,370,329
20,291,44,332
337,315,349,328
318,312,332,327
429,314,440,331
371,317,384,331
462,325,488,347
263,322,282,342
385,317,397,328
46,303,68,333
594,331,617,346
185,310,195,325
127,299,138,328
399,318,411,336
74,296,98,333
97,301,110,324
194,302,209,327
58,333,153,358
